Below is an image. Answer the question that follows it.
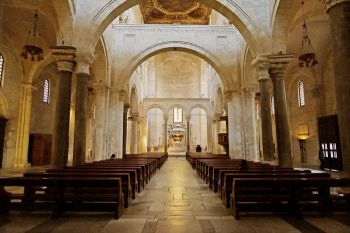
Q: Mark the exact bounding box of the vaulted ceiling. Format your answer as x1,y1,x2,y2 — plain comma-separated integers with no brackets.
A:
140,0,211,25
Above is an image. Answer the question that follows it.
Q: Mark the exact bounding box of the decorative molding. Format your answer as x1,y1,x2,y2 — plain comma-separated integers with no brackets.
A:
51,46,76,72
112,24,237,34
323,0,350,11
75,53,95,75
252,56,270,81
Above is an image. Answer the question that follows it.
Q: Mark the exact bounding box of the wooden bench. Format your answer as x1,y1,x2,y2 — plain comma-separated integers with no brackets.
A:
24,171,132,208
0,176,124,219
221,172,330,207
230,177,350,219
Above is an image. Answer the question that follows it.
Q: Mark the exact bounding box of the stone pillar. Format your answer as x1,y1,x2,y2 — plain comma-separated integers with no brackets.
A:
252,58,275,161
212,118,219,154
268,54,294,168
130,113,139,154
122,103,130,156
163,114,168,154
243,88,259,161
51,46,76,168
226,91,243,159
186,116,191,153
325,0,350,175
207,116,213,153
73,56,93,166
139,117,148,153
93,83,109,161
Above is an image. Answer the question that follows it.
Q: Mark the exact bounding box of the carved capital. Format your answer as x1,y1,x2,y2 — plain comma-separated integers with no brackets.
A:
163,114,169,121
252,56,270,81
51,46,76,72
323,0,350,12
75,53,95,75
224,91,233,101
130,112,139,121
268,54,294,80
119,90,127,101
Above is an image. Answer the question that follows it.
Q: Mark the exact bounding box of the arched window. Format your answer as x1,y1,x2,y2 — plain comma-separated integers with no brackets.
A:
43,79,50,103
271,96,275,115
0,54,4,86
173,107,183,123
298,81,306,107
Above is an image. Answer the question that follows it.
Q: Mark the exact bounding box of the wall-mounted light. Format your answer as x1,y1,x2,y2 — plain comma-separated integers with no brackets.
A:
297,124,309,163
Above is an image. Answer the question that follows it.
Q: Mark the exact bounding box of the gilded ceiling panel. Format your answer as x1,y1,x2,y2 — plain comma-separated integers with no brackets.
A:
140,0,211,25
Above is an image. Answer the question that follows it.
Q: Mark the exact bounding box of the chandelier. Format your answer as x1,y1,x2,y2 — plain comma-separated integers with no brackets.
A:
21,12,44,61
298,1,318,67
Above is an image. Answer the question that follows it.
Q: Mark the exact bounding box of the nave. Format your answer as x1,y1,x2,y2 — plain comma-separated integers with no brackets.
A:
0,157,349,233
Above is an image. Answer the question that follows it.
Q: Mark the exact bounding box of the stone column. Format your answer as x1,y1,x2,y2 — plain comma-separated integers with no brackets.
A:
163,114,168,154
252,58,275,161
186,116,191,153
139,117,148,153
207,116,213,153
243,88,259,161
122,103,130,156
73,56,93,166
212,118,219,154
51,46,76,168
226,91,243,159
268,54,294,168
325,0,350,175
93,83,109,161
130,113,139,154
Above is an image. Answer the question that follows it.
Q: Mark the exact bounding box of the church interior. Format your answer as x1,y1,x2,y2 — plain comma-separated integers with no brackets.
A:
0,0,349,232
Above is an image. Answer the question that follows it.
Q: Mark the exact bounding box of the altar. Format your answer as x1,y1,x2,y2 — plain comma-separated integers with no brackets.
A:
168,123,187,153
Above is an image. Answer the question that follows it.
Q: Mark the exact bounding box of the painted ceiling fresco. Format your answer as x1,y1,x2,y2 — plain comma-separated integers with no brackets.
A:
140,0,211,25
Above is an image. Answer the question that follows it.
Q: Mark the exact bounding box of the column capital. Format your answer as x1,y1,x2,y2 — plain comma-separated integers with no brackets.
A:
119,90,127,101
130,112,139,121
51,46,76,72
224,91,234,101
185,115,191,122
323,0,350,12
75,53,95,75
252,56,270,81
268,54,294,79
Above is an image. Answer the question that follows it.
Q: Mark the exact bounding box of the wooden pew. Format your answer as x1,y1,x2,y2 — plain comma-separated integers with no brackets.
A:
0,176,124,219
62,166,144,191
24,171,132,208
221,172,330,207
230,177,350,219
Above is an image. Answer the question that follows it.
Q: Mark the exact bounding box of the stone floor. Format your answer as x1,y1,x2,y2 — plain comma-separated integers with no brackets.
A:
0,157,349,233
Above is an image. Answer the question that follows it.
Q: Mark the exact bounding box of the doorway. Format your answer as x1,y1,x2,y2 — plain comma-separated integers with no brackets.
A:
317,115,343,171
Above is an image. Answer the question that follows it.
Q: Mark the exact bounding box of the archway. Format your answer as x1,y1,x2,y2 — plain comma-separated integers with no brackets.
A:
77,0,265,56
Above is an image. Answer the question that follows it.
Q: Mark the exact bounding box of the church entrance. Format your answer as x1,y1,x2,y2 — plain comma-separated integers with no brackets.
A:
318,115,343,171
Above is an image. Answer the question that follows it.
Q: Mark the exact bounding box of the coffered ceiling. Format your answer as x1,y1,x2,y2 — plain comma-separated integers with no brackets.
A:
140,0,211,25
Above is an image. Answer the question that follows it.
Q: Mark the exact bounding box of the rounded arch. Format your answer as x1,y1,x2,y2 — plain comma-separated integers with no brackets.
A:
119,41,232,90
144,105,166,116
80,0,264,55
189,104,208,116
27,56,56,84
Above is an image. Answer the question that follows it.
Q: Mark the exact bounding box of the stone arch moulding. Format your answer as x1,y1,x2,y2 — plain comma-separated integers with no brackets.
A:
189,105,209,116
119,41,232,90
80,0,265,56
144,105,166,117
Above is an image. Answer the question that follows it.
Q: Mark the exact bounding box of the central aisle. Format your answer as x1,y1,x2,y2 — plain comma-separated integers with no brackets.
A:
100,158,315,233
